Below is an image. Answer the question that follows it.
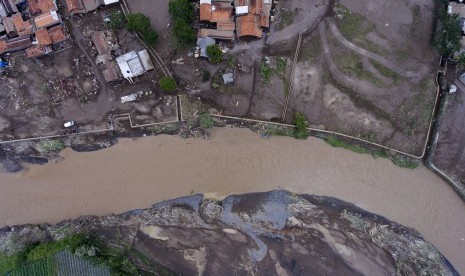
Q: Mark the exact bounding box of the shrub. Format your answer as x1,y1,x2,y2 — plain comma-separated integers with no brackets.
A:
173,18,196,45
260,63,272,83
169,0,195,46
433,7,462,56
199,113,214,128
126,13,150,33
202,70,211,82
294,112,308,139
142,29,158,46
125,13,158,46
168,0,194,23
206,45,223,64
36,140,65,153
159,77,177,91
107,11,125,30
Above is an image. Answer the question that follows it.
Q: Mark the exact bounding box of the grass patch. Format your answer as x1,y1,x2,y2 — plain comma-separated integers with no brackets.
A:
260,62,273,83
35,140,65,153
325,135,373,155
396,78,435,135
278,9,294,30
1,233,141,276
299,34,322,62
335,51,384,87
359,132,377,143
199,113,214,128
148,123,179,135
8,258,56,276
370,59,405,85
335,4,375,41
294,112,309,139
334,4,386,55
275,57,287,77
324,135,419,169
391,155,420,169
261,124,295,137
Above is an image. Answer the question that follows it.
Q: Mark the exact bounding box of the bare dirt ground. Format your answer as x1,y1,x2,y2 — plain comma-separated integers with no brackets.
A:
0,5,177,141
432,78,465,186
163,0,440,156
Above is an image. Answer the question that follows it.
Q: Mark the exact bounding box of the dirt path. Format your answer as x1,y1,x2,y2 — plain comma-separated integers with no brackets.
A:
0,128,464,274
327,19,430,78
266,0,329,45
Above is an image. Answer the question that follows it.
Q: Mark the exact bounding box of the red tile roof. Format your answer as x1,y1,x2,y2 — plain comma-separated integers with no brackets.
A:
199,3,211,21
65,0,86,15
26,44,47,58
34,10,62,28
235,0,270,38
35,28,52,45
0,39,7,54
28,0,57,15
48,24,68,44
12,13,33,33
210,6,232,23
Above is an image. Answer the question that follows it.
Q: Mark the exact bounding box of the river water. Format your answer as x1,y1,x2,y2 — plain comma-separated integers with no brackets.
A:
0,128,464,273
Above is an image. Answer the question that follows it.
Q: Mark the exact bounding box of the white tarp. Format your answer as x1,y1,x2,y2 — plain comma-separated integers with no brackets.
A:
121,94,137,103
104,0,119,5
235,6,248,15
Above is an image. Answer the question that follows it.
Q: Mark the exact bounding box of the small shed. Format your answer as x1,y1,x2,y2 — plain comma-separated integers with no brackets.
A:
223,72,233,84
116,49,154,79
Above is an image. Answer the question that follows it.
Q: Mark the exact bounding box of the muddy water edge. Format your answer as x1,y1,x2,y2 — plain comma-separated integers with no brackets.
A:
0,128,464,274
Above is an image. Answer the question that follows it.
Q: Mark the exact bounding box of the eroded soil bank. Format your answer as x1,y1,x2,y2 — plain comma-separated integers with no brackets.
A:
0,128,464,273
0,192,458,275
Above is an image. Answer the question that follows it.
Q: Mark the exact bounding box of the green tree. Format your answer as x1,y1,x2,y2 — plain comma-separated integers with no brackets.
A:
206,44,223,64
159,77,177,91
169,0,194,23
142,29,159,46
294,112,309,140
107,11,125,30
173,18,196,45
125,13,158,46
126,13,150,32
433,10,462,56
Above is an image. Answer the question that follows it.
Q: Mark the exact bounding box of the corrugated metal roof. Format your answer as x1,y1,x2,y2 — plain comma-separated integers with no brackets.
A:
138,49,154,71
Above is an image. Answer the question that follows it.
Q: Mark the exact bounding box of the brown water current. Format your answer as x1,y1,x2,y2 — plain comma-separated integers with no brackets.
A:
0,128,464,273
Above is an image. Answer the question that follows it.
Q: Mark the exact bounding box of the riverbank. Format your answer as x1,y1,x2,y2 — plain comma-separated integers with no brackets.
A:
0,128,464,273
0,192,458,275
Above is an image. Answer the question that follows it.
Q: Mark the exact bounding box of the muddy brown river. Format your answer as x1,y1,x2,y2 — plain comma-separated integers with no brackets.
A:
0,128,464,273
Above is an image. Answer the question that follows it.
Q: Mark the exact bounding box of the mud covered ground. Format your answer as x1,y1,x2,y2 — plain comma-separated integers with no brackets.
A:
0,191,457,275
147,0,440,156
431,63,465,188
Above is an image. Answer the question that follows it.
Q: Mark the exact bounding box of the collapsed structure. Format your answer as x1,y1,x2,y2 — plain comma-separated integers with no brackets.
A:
92,30,154,83
65,0,119,15
198,0,271,40
0,0,68,58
